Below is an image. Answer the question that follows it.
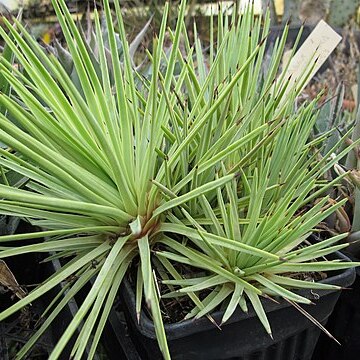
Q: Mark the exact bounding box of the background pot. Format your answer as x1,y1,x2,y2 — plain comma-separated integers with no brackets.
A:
313,253,360,360
0,221,52,359
0,221,102,359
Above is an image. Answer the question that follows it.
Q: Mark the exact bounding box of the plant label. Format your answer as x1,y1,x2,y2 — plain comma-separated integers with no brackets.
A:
282,20,342,97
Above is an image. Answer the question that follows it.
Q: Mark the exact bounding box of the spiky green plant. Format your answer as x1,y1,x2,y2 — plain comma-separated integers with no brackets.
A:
0,0,358,359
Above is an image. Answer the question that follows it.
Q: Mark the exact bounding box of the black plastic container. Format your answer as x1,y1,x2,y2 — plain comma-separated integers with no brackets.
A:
119,251,355,360
102,309,141,360
45,259,105,360
45,259,88,360
313,255,360,360
0,221,52,359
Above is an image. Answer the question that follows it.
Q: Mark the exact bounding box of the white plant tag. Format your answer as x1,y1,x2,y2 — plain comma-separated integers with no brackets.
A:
282,20,342,97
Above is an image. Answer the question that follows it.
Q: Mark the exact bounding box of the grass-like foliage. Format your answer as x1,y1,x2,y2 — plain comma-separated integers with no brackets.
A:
0,0,358,358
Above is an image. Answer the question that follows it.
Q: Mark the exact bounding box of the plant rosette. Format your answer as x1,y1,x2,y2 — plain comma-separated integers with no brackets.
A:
0,1,359,359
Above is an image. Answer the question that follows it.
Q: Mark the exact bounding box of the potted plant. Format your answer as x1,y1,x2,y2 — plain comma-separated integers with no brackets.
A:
0,0,358,359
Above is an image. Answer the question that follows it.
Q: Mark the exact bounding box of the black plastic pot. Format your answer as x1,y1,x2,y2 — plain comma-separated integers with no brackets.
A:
102,308,142,360
312,254,360,360
0,220,53,359
45,259,106,360
0,215,20,236
45,259,90,360
267,25,315,48
118,251,355,360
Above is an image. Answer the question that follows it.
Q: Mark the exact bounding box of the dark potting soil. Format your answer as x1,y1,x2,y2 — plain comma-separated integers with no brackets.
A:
126,258,204,324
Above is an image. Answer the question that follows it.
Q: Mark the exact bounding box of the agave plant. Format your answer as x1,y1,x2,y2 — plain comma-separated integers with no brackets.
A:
0,0,358,359
48,7,152,87
346,106,360,244
313,82,360,254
